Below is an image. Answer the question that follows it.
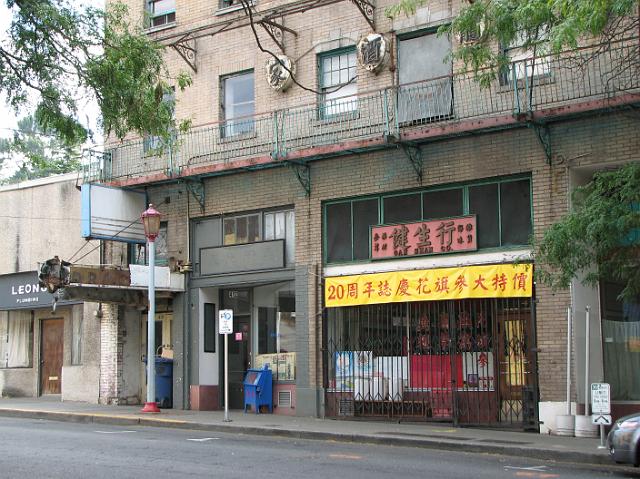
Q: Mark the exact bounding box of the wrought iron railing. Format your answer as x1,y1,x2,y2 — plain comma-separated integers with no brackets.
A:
82,40,639,183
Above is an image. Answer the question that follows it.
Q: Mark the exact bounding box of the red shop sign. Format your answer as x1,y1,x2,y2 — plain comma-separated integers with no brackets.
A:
371,215,477,259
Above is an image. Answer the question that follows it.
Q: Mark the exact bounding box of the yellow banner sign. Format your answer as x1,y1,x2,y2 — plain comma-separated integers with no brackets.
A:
325,263,533,307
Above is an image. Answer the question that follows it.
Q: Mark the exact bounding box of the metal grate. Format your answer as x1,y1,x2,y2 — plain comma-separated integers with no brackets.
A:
325,297,537,428
278,390,292,408
338,398,355,416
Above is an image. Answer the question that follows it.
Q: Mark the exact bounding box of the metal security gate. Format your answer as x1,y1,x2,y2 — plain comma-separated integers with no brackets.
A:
324,298,537,429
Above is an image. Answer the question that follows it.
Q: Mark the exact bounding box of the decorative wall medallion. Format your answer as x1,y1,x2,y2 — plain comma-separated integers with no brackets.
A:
265,55,295,92
356,33,389,73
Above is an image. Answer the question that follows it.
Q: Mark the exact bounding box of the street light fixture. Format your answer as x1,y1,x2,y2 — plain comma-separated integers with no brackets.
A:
141,204,162,414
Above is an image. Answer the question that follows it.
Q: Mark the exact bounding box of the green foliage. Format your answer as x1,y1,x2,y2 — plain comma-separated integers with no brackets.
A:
0,0,192,148
0,115,81,183
536,163,640,299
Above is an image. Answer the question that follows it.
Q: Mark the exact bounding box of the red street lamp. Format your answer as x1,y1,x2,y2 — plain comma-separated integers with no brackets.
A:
141,204,162,414
141,203,162,241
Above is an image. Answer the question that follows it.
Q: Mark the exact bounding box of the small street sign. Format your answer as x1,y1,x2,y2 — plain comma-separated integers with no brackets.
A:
591,383,611,414
592,414,612,426
219,309,233,335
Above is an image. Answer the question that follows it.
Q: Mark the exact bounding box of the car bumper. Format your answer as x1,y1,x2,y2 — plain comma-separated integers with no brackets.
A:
608,430,637,465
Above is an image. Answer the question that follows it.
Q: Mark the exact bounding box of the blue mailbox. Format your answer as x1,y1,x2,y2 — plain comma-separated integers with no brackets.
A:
243,364,273,414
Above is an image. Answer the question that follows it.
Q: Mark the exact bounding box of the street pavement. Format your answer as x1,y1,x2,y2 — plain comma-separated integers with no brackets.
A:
0,416,632,479
0,397,628,471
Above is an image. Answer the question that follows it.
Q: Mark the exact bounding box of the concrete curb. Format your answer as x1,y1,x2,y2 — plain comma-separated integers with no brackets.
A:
0,408,613,467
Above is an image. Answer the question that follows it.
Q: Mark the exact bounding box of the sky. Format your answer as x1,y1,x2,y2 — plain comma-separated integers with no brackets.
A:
0,1,102,178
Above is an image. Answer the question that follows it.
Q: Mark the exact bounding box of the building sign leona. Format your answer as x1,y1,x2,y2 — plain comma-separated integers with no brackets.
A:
371,215,477,259
325,263,533,308
0,271,75,310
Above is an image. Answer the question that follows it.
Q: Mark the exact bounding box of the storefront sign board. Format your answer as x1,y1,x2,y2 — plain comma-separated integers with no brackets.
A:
325,263,533,307
371,216,476,259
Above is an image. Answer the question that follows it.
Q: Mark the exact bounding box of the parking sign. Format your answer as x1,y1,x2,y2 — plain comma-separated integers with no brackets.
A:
591,383,611,415
219,309,233,335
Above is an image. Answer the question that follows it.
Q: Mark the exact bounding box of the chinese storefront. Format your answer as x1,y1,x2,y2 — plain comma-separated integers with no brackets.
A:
324,264,538,428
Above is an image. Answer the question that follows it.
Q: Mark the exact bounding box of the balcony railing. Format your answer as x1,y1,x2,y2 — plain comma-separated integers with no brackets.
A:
83,40,639,184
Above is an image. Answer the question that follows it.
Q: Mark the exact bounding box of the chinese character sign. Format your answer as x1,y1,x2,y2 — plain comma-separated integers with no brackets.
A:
325,263,533,307
371,216,477,259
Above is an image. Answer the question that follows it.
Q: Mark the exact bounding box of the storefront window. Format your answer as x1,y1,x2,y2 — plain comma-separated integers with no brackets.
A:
469,183,500,248
383,193,421,224
500,180,532,246
0,310,33,368
601,281,640,400
323,176,532,264
423,189,463,219
256,290,296,381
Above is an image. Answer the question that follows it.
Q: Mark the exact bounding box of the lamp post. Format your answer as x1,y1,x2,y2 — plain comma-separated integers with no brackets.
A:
141,204,162,414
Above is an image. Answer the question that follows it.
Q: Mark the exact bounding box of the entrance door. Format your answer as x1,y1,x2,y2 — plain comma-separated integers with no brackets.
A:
221,289,251,409
497,311,536,426
41,319,64,395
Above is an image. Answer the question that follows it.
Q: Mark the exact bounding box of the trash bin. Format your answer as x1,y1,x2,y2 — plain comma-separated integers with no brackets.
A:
144,356,173,408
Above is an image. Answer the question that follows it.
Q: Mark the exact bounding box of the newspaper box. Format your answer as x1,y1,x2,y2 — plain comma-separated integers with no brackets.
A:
243,364,273,414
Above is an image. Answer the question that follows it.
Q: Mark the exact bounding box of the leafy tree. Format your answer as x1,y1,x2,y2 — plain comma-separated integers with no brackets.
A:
0,0,191,149
0,115,80,183
536,163,640,299
386,0,639,83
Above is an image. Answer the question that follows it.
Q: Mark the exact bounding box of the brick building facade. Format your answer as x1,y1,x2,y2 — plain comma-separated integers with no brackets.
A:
89,0,640,431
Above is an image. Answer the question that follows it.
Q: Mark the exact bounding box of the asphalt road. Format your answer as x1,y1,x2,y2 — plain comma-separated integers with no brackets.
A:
0,417,636,479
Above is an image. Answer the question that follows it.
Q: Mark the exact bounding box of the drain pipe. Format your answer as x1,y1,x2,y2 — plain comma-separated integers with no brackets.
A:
566,306,572,415
584,305,591,417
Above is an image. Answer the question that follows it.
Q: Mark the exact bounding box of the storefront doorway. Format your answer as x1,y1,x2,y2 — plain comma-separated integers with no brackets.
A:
40,318,63,395
325,298,537,428
221,288,252,409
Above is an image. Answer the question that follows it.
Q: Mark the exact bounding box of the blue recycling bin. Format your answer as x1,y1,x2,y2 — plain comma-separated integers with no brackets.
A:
144,356,173,408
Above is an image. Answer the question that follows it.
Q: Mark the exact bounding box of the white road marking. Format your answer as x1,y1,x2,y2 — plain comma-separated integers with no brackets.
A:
187,438,220,442
504,466,549,472
94,430,137,434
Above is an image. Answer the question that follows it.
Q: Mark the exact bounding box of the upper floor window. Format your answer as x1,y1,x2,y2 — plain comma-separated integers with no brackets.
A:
144,87,175,154
147,0,176,28
319,49,358,118
501,33,550,83
223,209,295,265
397,30,452,123
224,213,261,245
323,177,532,264
221,71,255,137
130,222,169,266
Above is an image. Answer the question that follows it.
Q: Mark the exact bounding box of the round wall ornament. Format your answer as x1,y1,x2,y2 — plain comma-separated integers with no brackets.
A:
265,55,295,92
356,33,389,73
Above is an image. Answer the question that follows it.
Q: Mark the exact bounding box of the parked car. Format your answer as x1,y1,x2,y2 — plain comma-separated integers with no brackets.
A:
608,413,640,466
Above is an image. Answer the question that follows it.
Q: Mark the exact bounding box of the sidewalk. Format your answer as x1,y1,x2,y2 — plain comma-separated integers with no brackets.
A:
0,397,615,467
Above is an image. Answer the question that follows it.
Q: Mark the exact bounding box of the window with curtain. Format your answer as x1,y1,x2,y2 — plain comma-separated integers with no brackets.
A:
0,310,33,368
601,281,640,400
147,0,176,28
71,308,83,365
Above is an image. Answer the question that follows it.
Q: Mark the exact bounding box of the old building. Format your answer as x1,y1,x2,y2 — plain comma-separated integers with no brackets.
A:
0,174,101,402
84,0,640,431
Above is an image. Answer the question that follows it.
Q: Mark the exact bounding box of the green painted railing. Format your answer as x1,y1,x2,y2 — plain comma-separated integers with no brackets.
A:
82,40,639,184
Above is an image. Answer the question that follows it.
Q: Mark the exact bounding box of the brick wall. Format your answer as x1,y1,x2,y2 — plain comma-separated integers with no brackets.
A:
102,0,640,407
99,303,122,404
